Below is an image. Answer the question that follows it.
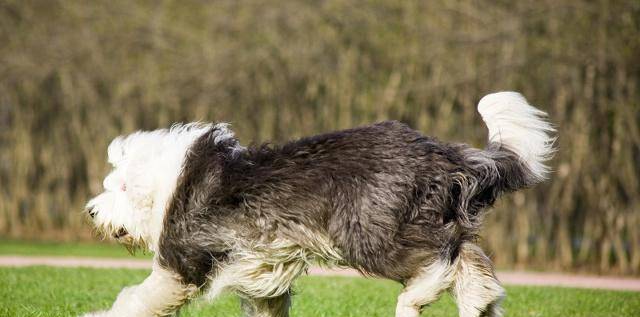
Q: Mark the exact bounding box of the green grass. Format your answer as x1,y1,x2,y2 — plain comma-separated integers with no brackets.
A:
0,266,638,317
1,241,639,316
0,240,152,258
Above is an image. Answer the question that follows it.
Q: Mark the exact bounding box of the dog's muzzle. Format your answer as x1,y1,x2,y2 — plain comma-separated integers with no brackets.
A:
84,206,130,240
113,228,129,239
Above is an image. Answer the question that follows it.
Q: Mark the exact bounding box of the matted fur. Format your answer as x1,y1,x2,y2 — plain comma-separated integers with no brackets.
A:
83,92,554,317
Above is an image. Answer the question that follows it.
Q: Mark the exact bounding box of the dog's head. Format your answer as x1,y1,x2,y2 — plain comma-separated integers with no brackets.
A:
84,123,236,252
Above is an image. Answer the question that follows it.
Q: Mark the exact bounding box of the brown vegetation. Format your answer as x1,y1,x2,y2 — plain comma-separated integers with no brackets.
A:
0,0,638,274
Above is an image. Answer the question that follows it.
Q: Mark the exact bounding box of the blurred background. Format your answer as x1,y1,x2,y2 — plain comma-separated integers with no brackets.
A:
0,0,638,276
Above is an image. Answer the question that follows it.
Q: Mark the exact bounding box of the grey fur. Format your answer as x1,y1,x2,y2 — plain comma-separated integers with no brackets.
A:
157,121,537,316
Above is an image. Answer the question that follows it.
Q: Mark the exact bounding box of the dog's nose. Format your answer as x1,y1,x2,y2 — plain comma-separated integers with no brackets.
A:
86,206,96,219
113,228,128,239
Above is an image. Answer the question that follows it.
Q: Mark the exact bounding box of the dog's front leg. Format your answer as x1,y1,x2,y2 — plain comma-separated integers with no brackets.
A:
81,261,197,317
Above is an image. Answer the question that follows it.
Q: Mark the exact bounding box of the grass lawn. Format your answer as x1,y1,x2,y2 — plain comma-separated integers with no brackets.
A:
0,266,638,317
0,240,152,258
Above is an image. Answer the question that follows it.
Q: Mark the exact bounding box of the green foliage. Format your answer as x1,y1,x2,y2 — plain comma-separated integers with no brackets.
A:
0,1,639,274
0,267,638,317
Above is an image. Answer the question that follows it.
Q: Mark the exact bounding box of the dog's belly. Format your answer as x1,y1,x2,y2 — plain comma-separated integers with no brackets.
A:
206,233,345,299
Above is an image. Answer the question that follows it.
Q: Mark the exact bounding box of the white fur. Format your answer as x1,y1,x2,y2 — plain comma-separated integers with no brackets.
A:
395,244,505,317
85,123,237,252
452,244,505,317
395,259,455,317
81,261,197,317
478,92,555,181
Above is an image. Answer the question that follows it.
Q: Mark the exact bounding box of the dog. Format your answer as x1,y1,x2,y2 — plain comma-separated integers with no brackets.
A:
83,92,555,317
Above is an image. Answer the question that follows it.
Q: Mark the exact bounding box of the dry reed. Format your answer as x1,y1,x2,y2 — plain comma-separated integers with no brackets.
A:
0,0,638,274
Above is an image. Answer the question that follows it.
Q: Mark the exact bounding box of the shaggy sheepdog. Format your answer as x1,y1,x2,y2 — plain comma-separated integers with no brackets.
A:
83,92,554,317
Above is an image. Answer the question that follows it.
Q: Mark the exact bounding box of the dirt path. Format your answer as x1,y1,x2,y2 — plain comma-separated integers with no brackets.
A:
1,255,639,292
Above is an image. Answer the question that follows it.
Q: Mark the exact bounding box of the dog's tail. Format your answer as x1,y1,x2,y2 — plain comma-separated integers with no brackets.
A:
460,92,555,212
478,91,555,184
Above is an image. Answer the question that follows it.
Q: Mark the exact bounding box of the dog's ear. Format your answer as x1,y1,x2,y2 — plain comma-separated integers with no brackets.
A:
107,136,126,168
210,123,235,144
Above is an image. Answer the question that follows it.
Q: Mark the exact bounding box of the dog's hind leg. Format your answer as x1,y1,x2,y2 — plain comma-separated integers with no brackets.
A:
395,259,455,317
240,291,291,317
451,243,505,317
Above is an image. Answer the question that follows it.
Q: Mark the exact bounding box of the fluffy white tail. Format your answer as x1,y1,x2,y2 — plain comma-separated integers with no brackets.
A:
477,92,555,182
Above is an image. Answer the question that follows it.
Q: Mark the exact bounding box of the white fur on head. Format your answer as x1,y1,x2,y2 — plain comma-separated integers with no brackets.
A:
478,92,556,182
86,122,237,252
